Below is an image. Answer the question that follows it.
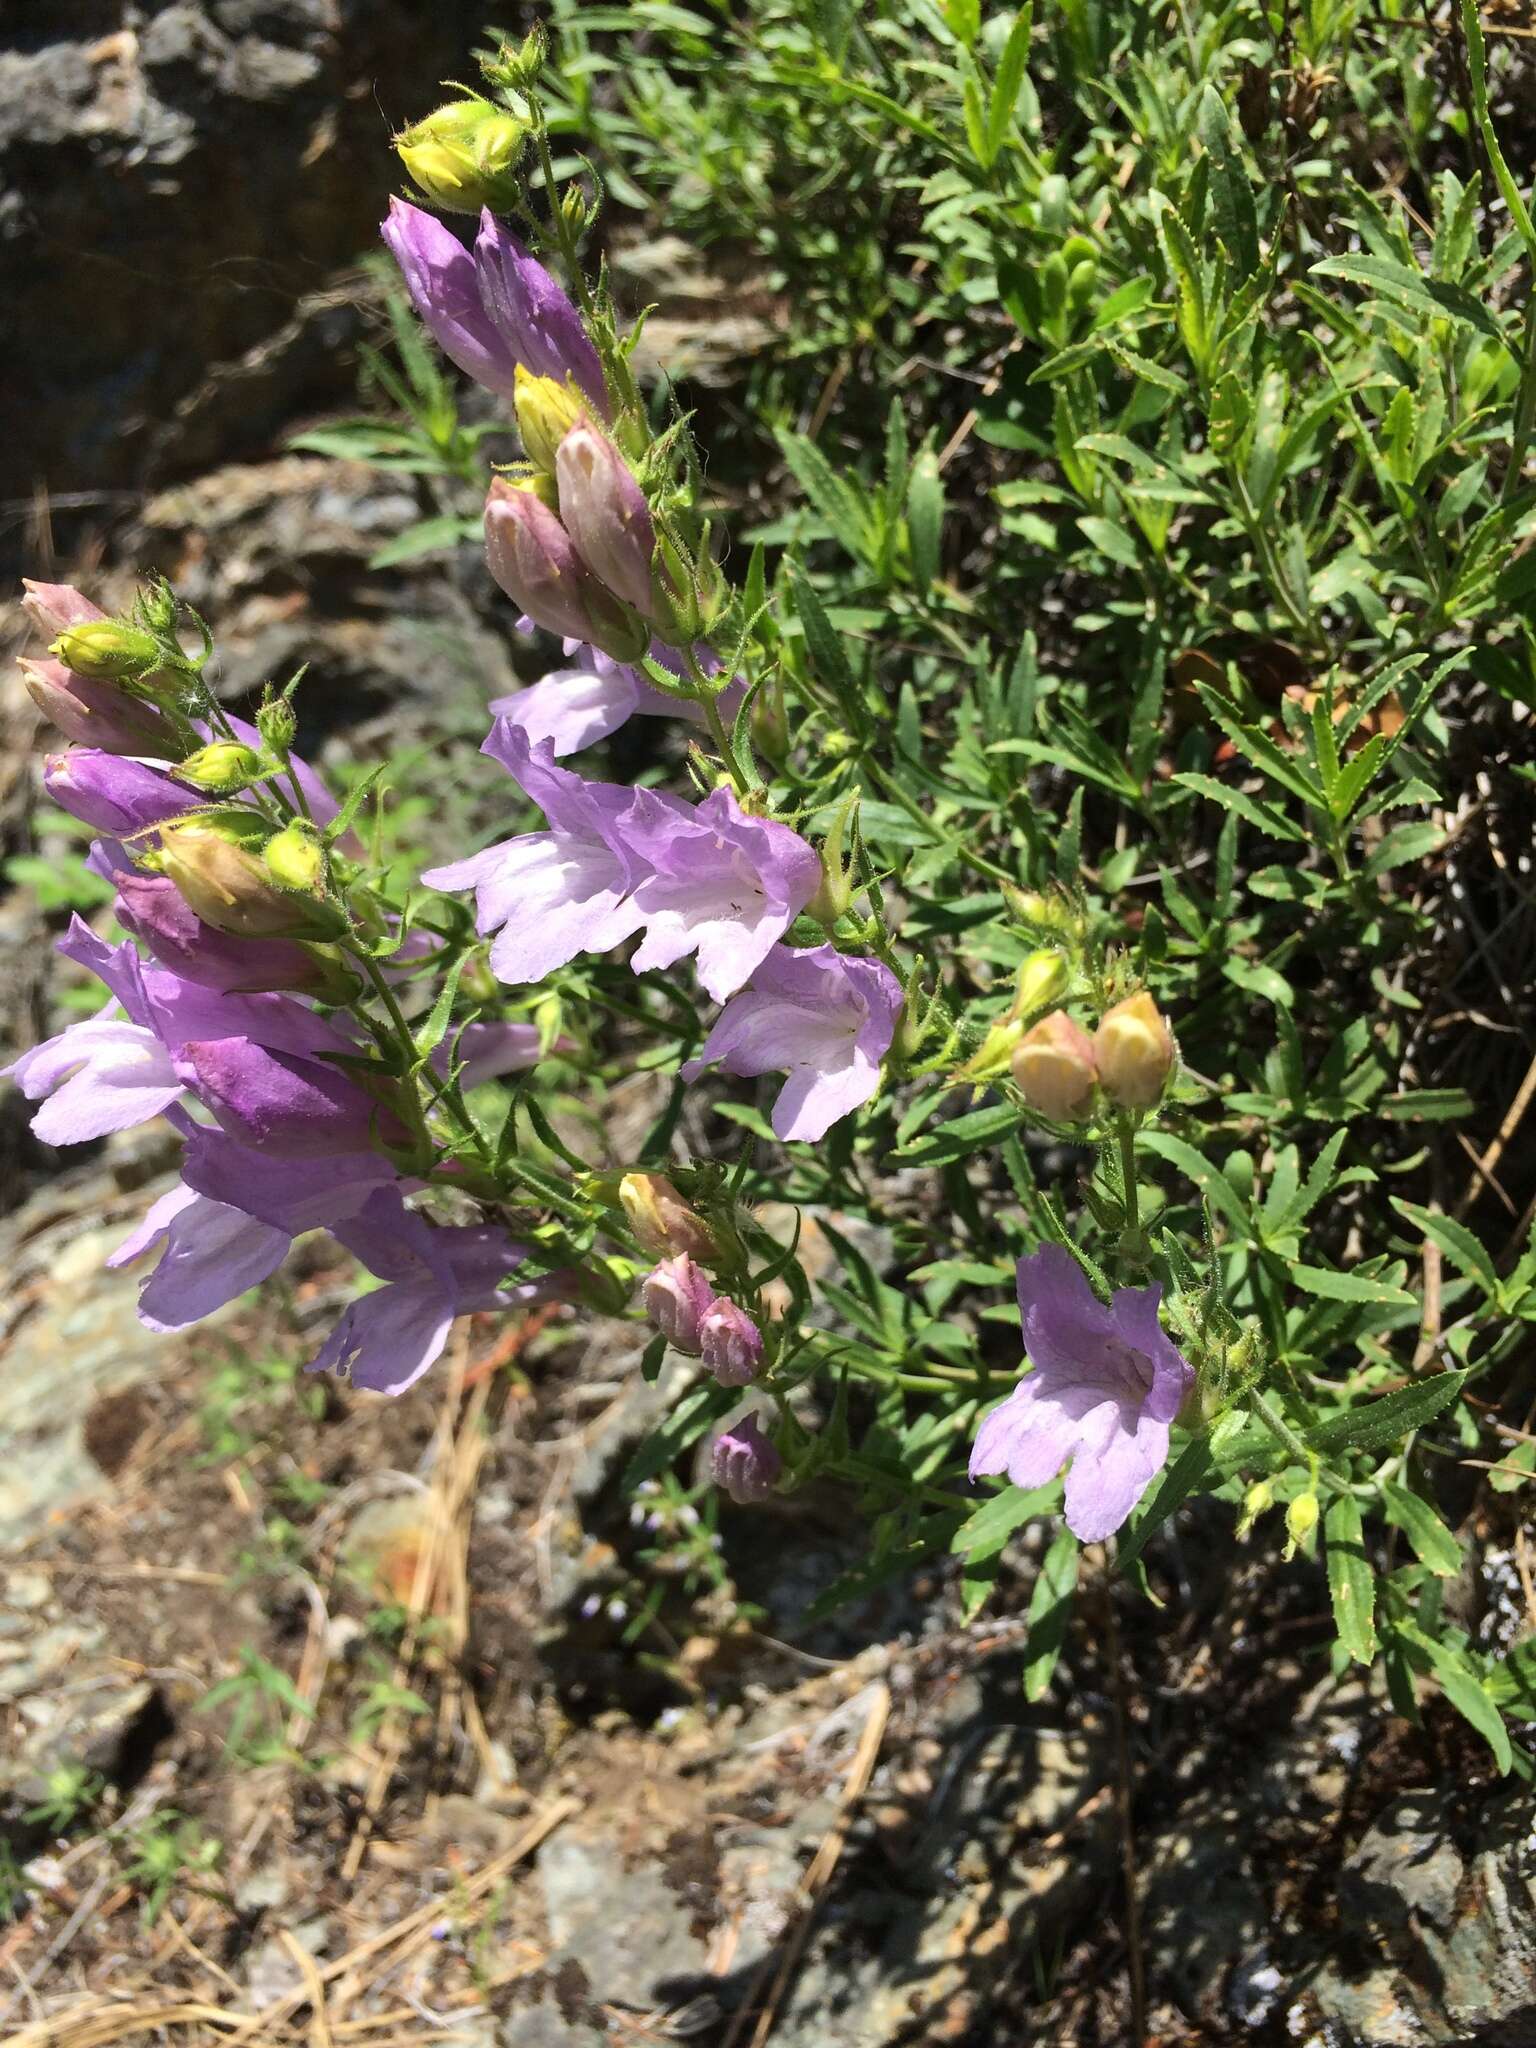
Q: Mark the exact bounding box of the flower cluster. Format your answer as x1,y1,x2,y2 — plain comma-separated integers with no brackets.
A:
5,50,1206,1543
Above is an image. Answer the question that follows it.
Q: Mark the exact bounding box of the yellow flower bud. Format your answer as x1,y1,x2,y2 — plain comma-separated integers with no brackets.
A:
618,1172,718,1262
50,619,160,681
1237,1480,1273,1538
955,1016,1024,1085
1094,992,1174,1111
1011,1009,1097,1122
394,97,528,216
514,366,587,475
1011,948,1070,1022
1283,1491,1319,1559
173,741,264,795
262,822,325,894
159,816,343,941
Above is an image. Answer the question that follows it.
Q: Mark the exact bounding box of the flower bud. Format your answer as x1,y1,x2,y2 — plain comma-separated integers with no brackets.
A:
21,579,104,636
256,696,297,759
484,477,649,661
554,419,656,613
22,657,180,756
114,869,358,1000
394,97,528,216
43,750,195,838
1094,992,1174,1111
50,619,160,682
1011,1009,1097,1121
709,1412,781,1504
1236,1480,1273,1539
173,741,264,795
1012,948,1070,1022
641,1254,717,1355
262,821,326,894
618,1172,718,1262
1283,1491,1319,1560
750,671,789,764
473,211,609,414
807,787,860,928
700,1299,763,1387
158,817,344,941
514,365,588,475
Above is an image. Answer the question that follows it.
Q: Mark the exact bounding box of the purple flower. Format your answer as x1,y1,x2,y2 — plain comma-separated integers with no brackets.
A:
969,1246,1195,1544
379,202,608,416
309,1188,532,1396
555,421,656,614
4,918,357,1150
682,944,902,1142
709,1412,782,1504
484,479,645,661
472,210,608,415
22,657,180,755
442,1020,545,1088
641,1253,718,1355
624,789,822,1003
176,1115,403,1233
381,197,520,398
422,722,643,985
700,1298,763,1386
43,751,195,838
487,651,718,758
107,1182,290,1332
175,1038,413,1159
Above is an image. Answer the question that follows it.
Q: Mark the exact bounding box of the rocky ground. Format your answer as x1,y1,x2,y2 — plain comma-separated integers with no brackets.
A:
5,7,1536,2045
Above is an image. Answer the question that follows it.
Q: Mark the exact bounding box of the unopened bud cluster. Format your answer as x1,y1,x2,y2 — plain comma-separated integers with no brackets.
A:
1011,990,1175,1121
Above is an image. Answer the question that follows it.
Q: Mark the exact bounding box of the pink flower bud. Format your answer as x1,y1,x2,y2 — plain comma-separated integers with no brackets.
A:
641,1253,717,1354
699,1298,763,1387
21,579,104,636
483,478,648,662
1094,993,1174,1110
709,1412,781,1504
21,657,180,756
1011,1010,1097,1122
555,421,656,615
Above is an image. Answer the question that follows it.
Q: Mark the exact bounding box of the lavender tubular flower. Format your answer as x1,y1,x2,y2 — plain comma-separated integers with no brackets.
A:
22,579,104,635
422,722,643,985
381,198,520,396
107,1182,291,1332
474,211,608,414
484,479,647,661
700,1298,763,1386
43,751,196,837
624,790,823,1003
642,1253,717,1354
555,422,656,614
310,1189,534,1396
683,943,903,1141
969,1246,1195,1544
709,1412,782,1504
175,1039,414,1159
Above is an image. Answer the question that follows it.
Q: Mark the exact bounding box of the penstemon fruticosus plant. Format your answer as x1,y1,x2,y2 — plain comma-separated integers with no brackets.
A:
12,17,1536,1771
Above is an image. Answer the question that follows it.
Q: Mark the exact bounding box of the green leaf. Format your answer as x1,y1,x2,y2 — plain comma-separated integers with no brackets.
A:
1307,1371,1468,1457
889,1102,1022,1166
1389,1199,1500,1302
1325,1496,1378,1663
907,449,945,589
1291,1263,1417,1307
954,1481,1056,1564
776,428,872,561
1172,773,1306,842
1137,1133,1251,1232
1310,254,1508,342
1023,1525,1078,1702
985,3,1033,162
1380,1483,1462,1577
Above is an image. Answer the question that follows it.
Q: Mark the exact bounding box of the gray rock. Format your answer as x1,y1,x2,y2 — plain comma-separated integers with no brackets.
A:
537,1829,711,2009
1312,1787,1536,2045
